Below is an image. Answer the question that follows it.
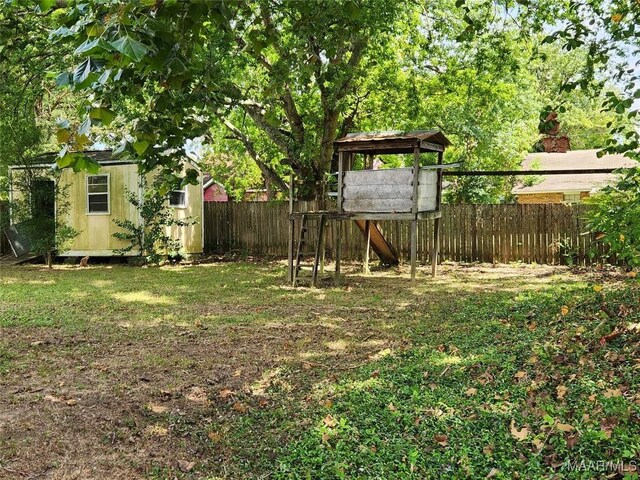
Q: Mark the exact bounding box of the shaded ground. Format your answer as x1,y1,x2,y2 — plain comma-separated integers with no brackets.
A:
0,262,633,479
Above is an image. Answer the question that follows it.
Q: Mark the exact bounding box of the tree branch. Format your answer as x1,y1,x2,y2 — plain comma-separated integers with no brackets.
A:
218,115,289,193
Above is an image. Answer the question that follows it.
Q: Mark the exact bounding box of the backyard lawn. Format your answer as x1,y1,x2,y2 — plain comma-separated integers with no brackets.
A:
0,262,638,479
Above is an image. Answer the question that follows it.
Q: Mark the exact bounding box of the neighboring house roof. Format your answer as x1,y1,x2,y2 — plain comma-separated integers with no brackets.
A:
202,173,225,190
512,149,636,194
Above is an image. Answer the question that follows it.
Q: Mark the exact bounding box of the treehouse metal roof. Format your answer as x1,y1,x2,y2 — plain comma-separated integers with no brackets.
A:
335,130,451,154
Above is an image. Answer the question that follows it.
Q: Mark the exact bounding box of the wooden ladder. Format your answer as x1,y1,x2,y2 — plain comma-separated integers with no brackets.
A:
293,214,326,287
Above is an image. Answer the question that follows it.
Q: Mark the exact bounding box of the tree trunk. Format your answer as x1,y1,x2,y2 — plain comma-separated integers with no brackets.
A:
47,251,53,270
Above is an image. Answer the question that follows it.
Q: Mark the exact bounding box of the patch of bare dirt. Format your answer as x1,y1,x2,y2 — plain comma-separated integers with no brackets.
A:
0,310,402,479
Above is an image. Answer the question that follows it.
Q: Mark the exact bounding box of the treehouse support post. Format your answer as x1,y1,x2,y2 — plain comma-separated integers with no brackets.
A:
288,173,295,284
431,150,444,277
335,151,344,283
363,219,371,274
410,145,420,281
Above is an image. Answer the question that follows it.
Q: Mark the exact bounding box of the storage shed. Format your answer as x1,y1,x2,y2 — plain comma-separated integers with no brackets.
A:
7,151,203,258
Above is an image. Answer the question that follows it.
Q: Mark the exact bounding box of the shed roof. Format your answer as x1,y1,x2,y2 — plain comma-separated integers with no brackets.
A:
335,130,451,154
10,150,134,169
512,149,636,194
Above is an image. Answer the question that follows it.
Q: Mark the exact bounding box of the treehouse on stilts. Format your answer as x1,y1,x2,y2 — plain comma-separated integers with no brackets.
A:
288,130,456,286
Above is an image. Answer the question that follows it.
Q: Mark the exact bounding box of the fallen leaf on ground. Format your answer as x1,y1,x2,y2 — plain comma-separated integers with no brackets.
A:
556,422,574,432
604,388,622,398
560,306,569,316
232,402,248,413
178,460,195,472
593,285,603,292
219,388,235,399
185,386,208,404
514,371,527,379
434,434,448,446
510,420,529,441
532,437,544,452
486,468,500,478
465,387,478,396
556,385,568,400
323,414,337,428
43,394,62,403
208,431,222,443
388,402,398,412
65,399,77,406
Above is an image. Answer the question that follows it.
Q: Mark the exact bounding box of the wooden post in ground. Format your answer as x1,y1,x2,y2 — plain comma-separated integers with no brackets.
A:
411,145,420,281
364,220,371,274
431,217,440,277
432,150,444,277
288,173,295,284
335,151,344,283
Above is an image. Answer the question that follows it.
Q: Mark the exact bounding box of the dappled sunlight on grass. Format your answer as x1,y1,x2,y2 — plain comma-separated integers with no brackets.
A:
251,368,284,396
24,279,56,285
429,353,464,366
341,377,385,392
325,339,349,351
111,291,176,305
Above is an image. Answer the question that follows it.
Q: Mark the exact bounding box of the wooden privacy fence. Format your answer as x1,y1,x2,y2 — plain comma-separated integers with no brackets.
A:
0,202,9,255
203,202,600,265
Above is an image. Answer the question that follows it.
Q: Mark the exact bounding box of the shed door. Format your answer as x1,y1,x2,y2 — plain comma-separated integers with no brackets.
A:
31,180,55,219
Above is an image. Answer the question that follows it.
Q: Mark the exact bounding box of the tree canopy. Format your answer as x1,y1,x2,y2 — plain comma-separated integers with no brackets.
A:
1,0,637,202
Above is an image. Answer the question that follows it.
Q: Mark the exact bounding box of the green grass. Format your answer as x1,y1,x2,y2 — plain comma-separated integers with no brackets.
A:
274,283,640,479
1,262,638,478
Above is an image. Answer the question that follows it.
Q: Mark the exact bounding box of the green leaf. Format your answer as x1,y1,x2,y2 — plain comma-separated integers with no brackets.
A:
89,107,115,126
86,23,105,38
56,153,75,168
38,0,56,11
133,140,150,155
74,38,100,55
78,116,91,136
73,58,101,85
55,72,72,87
56,128,71,143
110,36,150,62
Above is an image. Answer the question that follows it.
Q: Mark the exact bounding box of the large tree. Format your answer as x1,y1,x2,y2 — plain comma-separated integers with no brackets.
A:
53,0,409,196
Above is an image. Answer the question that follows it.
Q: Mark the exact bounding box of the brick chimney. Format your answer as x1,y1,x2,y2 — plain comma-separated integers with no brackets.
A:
541,112,570,153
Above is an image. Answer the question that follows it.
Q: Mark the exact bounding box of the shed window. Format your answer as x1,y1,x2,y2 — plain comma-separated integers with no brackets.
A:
87,174,109,213
169,188,186,207
563,192,581,204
